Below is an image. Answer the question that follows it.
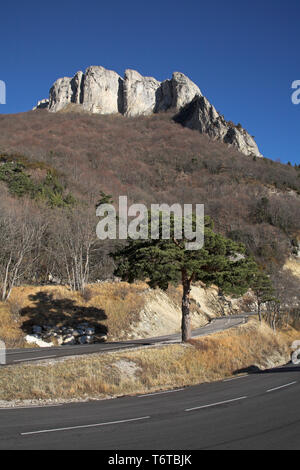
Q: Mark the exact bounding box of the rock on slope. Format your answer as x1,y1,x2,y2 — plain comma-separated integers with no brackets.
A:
126,284,242,340
34,65,262,157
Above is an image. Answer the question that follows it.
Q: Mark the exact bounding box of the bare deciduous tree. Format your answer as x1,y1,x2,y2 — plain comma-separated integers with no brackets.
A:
0,202,46,300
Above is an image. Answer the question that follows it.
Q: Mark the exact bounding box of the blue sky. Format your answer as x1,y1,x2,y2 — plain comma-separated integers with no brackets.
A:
0,0,299,164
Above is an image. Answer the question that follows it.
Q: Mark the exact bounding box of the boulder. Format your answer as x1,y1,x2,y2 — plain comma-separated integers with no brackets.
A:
78,335,94,344
85,335,94,344
62,335,76,345
78,336,88,344
99,333,108,342
32,325,42,335
85,327,95,335
25,335,53,348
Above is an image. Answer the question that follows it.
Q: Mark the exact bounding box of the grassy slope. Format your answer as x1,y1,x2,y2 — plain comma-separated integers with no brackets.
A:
2,282,223,347
0,319,298,404
4,283,148,346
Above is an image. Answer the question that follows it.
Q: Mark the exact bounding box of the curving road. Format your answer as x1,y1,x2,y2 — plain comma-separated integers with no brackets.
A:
3,314,252,365
0,362,299,449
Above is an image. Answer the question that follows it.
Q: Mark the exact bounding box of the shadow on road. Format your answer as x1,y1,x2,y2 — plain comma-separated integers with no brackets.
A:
234,364,300,375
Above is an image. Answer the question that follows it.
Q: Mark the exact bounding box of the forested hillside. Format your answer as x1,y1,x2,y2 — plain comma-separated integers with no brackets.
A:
0,109,299,325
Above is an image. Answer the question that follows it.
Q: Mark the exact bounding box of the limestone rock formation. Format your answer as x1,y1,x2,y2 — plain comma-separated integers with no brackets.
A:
123,69,161,116
47,67,122,114
71,71,84,105
49,77,76,112
171,72,202,109
33,98,49,110
81,66,122,114
174,95,262,158
34,65,262,157
155,72,202,112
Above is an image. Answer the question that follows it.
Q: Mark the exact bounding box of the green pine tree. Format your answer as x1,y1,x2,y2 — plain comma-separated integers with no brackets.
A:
95,191,114,209
112,214,259,342
250,271,275,322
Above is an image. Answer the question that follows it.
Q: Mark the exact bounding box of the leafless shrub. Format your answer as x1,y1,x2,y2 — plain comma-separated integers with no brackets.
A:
81,287,94,302
8,298,23,322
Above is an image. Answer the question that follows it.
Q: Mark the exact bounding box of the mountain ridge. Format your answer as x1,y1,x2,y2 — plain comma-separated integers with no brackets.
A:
34,65,262,158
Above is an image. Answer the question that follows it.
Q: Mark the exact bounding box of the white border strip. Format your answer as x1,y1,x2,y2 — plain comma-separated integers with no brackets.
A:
185,396,247,412
21,416,150,436
13,355,57,363
266,382,297,393
138,388,185,397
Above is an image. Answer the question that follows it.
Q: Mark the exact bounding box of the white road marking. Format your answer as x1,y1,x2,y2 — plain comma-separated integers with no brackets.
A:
21,416,151,436
0,404,62,411
13,355,57,363
185,396,248,412
266,382,297,393
138,388,185,397
223,375,248,382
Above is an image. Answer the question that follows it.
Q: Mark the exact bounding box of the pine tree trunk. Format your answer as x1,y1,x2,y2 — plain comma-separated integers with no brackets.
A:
181,274,191,342
258,301,262,322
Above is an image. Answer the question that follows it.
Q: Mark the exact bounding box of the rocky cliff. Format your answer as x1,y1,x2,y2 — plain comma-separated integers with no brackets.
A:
34,65,262,157
173,96,261,158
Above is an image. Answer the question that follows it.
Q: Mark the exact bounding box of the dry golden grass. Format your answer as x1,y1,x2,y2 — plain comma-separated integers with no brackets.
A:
6,282,147,342
284,258,300,280
0,303,25,348
0,319,298,403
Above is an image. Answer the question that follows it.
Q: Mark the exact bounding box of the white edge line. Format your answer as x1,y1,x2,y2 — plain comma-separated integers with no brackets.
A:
0,404,62,411
21,416,151,436
266,382,297,393
223,375,248,382
185,396,248,412
13,355,57,363
138,388,185,397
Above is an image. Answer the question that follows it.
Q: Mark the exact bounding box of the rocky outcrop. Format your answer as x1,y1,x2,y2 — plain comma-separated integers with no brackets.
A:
47,67,122,114
33,98,50,110
173,95,262,158
40,67,202,116
123,69,161,116
122,70,202,116
49,77,74,112
34,65,261,157
170,72,202,109
81,66,122,114
71,71,84,105
155,72,202,112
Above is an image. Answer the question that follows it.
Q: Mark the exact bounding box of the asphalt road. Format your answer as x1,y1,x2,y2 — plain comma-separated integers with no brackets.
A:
4,315,251,365
0,362,299,450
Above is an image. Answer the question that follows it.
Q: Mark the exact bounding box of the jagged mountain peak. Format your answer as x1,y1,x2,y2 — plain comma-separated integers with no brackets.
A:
34,65,262,158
